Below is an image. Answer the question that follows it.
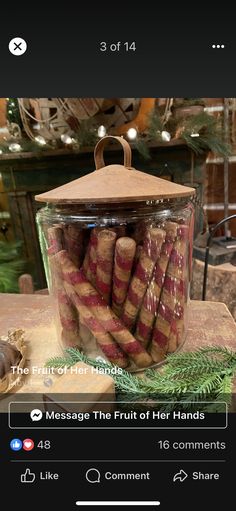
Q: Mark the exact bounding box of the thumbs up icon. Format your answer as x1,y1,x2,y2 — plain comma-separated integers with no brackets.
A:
21,468,36,483
10,438,22,451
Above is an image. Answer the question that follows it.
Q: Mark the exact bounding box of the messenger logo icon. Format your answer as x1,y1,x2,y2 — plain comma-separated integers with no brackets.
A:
30,409,43,422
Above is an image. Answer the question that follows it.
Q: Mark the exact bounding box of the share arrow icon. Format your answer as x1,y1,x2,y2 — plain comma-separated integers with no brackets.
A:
173,469,188,482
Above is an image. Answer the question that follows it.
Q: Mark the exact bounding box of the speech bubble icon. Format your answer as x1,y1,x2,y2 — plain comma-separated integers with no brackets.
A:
85,468,101,484
30,409,43,422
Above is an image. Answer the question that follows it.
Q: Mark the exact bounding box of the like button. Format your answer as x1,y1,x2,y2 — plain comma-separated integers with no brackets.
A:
10,438,22,451
21,469,36,484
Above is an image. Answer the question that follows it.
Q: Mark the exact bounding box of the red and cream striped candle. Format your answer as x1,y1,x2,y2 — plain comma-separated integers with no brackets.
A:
47,226,80,348
57,250,153,368
166,224,189,353
135,222,178,347
96,229,117,303
82,227,100,286
47,226,64,255
63,223,84,269
112,237,136,317
64,281,128,367
121,228,166,331
149,224,188,362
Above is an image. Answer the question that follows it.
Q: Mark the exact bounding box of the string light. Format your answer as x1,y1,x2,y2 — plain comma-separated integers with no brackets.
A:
9,143,22,152
0,149,3,155
97,125,107,138
61,134,73,145
191,132,200,138
35,135,47,145
127,128,137,140
161,130,171,142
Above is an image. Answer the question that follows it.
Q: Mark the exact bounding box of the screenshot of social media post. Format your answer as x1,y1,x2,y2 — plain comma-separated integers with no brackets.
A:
2,3,236,502
0,94,235,509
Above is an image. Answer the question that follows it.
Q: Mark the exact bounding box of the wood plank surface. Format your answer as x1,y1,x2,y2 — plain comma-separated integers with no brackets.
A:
0,295,235,393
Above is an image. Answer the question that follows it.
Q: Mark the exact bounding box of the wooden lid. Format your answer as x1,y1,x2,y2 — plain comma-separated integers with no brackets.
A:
35,136,195,204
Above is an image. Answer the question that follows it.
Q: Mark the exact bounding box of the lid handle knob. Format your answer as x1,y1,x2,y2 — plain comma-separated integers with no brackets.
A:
94,136,132,170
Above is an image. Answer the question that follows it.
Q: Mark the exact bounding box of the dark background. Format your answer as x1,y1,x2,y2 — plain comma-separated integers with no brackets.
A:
2,405,234,510
0,3,235,96
1,5,235,508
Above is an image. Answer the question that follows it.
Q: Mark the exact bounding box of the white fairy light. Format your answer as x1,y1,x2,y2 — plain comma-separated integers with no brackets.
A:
97,125,107,138
61,133,73,145
127,128,137,140
161,130,171,142
35,135,47,145
0,149,3,155
9,143,22,152
191,132,200,137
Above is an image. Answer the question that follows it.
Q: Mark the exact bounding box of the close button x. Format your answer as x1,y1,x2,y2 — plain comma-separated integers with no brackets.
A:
14,42,22,51
9,37,27,56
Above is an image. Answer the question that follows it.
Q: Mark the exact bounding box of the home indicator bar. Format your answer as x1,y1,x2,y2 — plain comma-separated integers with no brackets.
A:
75,502,160,507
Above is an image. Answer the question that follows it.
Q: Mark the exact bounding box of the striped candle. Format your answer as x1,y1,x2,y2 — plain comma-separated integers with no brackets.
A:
135,222,178,347
64,281,128,368
150,224,188,362
122,228,166,331
57,250,152,368
96,229,117,303
112,237,136,317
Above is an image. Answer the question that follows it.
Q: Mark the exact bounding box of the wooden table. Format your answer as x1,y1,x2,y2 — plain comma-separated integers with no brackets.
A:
0,294,236,393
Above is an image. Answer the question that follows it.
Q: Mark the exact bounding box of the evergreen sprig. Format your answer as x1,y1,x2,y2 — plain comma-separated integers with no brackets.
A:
0,241,25,292
74,119,99,148
147,110,164,139
133,108,231,159
133,110,172,160
178,112,231,156
46,345,236,407
133,137,151,160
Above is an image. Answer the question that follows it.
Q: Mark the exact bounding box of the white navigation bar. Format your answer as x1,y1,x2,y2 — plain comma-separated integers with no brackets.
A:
75,502,160,507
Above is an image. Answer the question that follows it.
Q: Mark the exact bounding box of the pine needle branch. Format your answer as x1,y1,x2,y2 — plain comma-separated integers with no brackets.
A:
45,345,236,404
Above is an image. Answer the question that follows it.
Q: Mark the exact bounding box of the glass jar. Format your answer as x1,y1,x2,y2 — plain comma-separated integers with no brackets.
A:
36,136,195,372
